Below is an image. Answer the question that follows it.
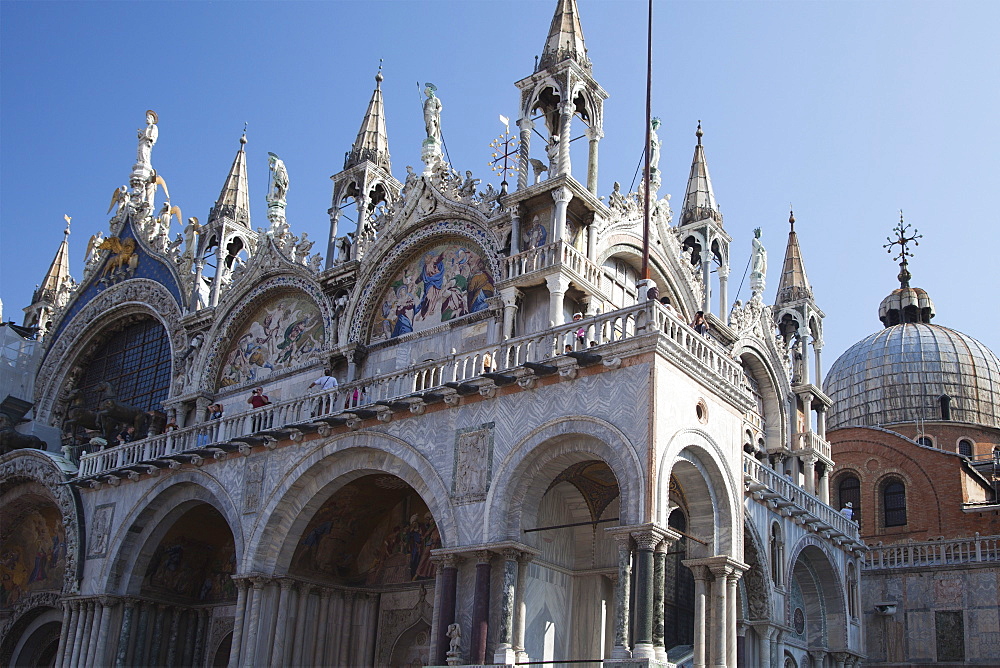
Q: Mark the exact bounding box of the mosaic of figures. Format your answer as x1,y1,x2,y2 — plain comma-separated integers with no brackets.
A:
0,506,66,608
291,475,441,586
141,508,237,603
218,293,324,389
371,240,495,342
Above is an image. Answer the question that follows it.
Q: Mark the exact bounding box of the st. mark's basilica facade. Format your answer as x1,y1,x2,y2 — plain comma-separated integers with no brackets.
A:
1,1,870,666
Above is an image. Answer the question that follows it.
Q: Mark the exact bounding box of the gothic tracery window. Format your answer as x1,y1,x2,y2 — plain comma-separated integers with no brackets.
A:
77,318,171,413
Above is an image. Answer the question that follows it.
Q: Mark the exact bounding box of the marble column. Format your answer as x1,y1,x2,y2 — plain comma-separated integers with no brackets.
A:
818,461,830,504
241,577,266,667
546,274,570,329
194,609,210,667
611,534,633,659
291,583,313,666
803,454,817,496
69,600,87,668
269,578,294,666
500,287,521,340
313,588,333,666
470,551,492,665
181,609,198,666
630,531,660,659
685,565,709,668
337,593,355,667
228,577,250,668
134,601,151,666
708,566,727,668
516,117,533,190
513,553,532,663
54,601,71,668
115,599,136,667
736,623,747,668
718,264,729,322
727,572,739,668
557,102,573,176
551,186,572,243
586,126,603,194
433,555,459,666
701,249,713,314
63,600,78,668
166,605,181,667
74,599,96,668
493,549,519,664
149,603,168,666
510,204,523,254
809,649,827,668
831,651,849,668
95,596,115,666
653,541,668,662
817,405,828,440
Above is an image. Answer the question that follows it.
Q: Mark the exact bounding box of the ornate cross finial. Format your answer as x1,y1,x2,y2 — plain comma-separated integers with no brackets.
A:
241,122,248,145
883,211,922,288
789,204,795,231
63,214,72,236
696,120,703,145
375,58,383,85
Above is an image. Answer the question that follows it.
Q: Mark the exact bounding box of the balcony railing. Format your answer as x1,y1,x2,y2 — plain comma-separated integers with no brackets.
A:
743,455,861,543
503,240,604,290
791,431,831,459
78,301,750,480
863,534,1000,570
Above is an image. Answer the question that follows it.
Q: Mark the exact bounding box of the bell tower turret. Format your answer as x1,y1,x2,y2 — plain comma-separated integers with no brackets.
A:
328,65,401,268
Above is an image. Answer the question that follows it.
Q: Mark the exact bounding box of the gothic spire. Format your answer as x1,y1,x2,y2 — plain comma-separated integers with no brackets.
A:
209,132,251,229
776,209,814,304
33,218,72,305
345,63,391,171
539,0,591,71
680,121,722,226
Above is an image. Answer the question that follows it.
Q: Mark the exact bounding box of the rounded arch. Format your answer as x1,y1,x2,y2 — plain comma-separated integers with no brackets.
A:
100,472,244,595
486,417,643,543
347,220,502,343
736,345,788,452
34,279,185,423
246,432,457,574
202,274,334,393
784,538,849,650
0,450,81,595
0,592,62,667
657,429,740,557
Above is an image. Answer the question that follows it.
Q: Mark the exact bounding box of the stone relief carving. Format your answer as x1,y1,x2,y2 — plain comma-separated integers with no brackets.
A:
86,503,116,559
452,423,494,503
243,456,266,514
0,451,81,595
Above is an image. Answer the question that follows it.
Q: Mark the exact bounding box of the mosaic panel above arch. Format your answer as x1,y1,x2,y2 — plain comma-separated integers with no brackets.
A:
369,238,495,343
348,220,501,343
203,275,332,392
216,291,324,390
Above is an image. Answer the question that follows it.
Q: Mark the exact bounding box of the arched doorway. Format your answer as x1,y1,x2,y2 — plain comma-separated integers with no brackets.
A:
280,473,441,667
521,457,621,664
120,502,237,667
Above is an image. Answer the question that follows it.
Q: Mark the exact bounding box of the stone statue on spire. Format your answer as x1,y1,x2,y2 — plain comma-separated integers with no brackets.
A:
267,152,289,205
136,110,159,168
423,83,442,145
649,117,662,189
750,227,767,297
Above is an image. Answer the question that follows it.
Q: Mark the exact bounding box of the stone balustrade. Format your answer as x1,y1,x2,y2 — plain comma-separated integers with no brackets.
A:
743,455,861,545
78,301,750,480
791,431,831,459
502,239,605,290
863,533,1000,570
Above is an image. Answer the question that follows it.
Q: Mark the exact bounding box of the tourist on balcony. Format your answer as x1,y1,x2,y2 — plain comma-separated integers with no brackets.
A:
564,344,574,354
116,426,136,445
309,371,339,392
209,404,224,420
691,311,708,336
840,502,854,520
247,387,271,409
659,296,678,316
573,312,586,345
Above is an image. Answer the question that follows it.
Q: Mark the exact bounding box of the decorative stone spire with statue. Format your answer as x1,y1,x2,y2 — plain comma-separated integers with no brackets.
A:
266,151,289,235
421,83,444,173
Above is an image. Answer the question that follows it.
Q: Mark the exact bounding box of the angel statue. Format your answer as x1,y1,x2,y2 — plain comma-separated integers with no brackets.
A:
423,83,442,144
107,185,129,215
156,202,182,239
267,152,289,205
184,217,202,258
85,231,105,268
136,110,159,167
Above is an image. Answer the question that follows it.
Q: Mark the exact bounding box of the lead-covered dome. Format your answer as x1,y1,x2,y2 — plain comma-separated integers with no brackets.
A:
824,322,1000,430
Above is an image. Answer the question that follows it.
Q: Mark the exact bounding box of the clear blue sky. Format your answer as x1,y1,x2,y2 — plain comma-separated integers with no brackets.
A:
2,0,998,365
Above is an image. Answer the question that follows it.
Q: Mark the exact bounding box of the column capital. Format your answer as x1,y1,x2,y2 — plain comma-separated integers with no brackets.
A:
585,126,604,141
517,117,534,132
474,550,493,564
249,575,269,589
551,185,573,205
318,587,333,600
277,577,295,590
98,595,119,607
501,547,521,562
430,552,462,569
684,555,748,580
545,273,571,294
499,285,522,305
